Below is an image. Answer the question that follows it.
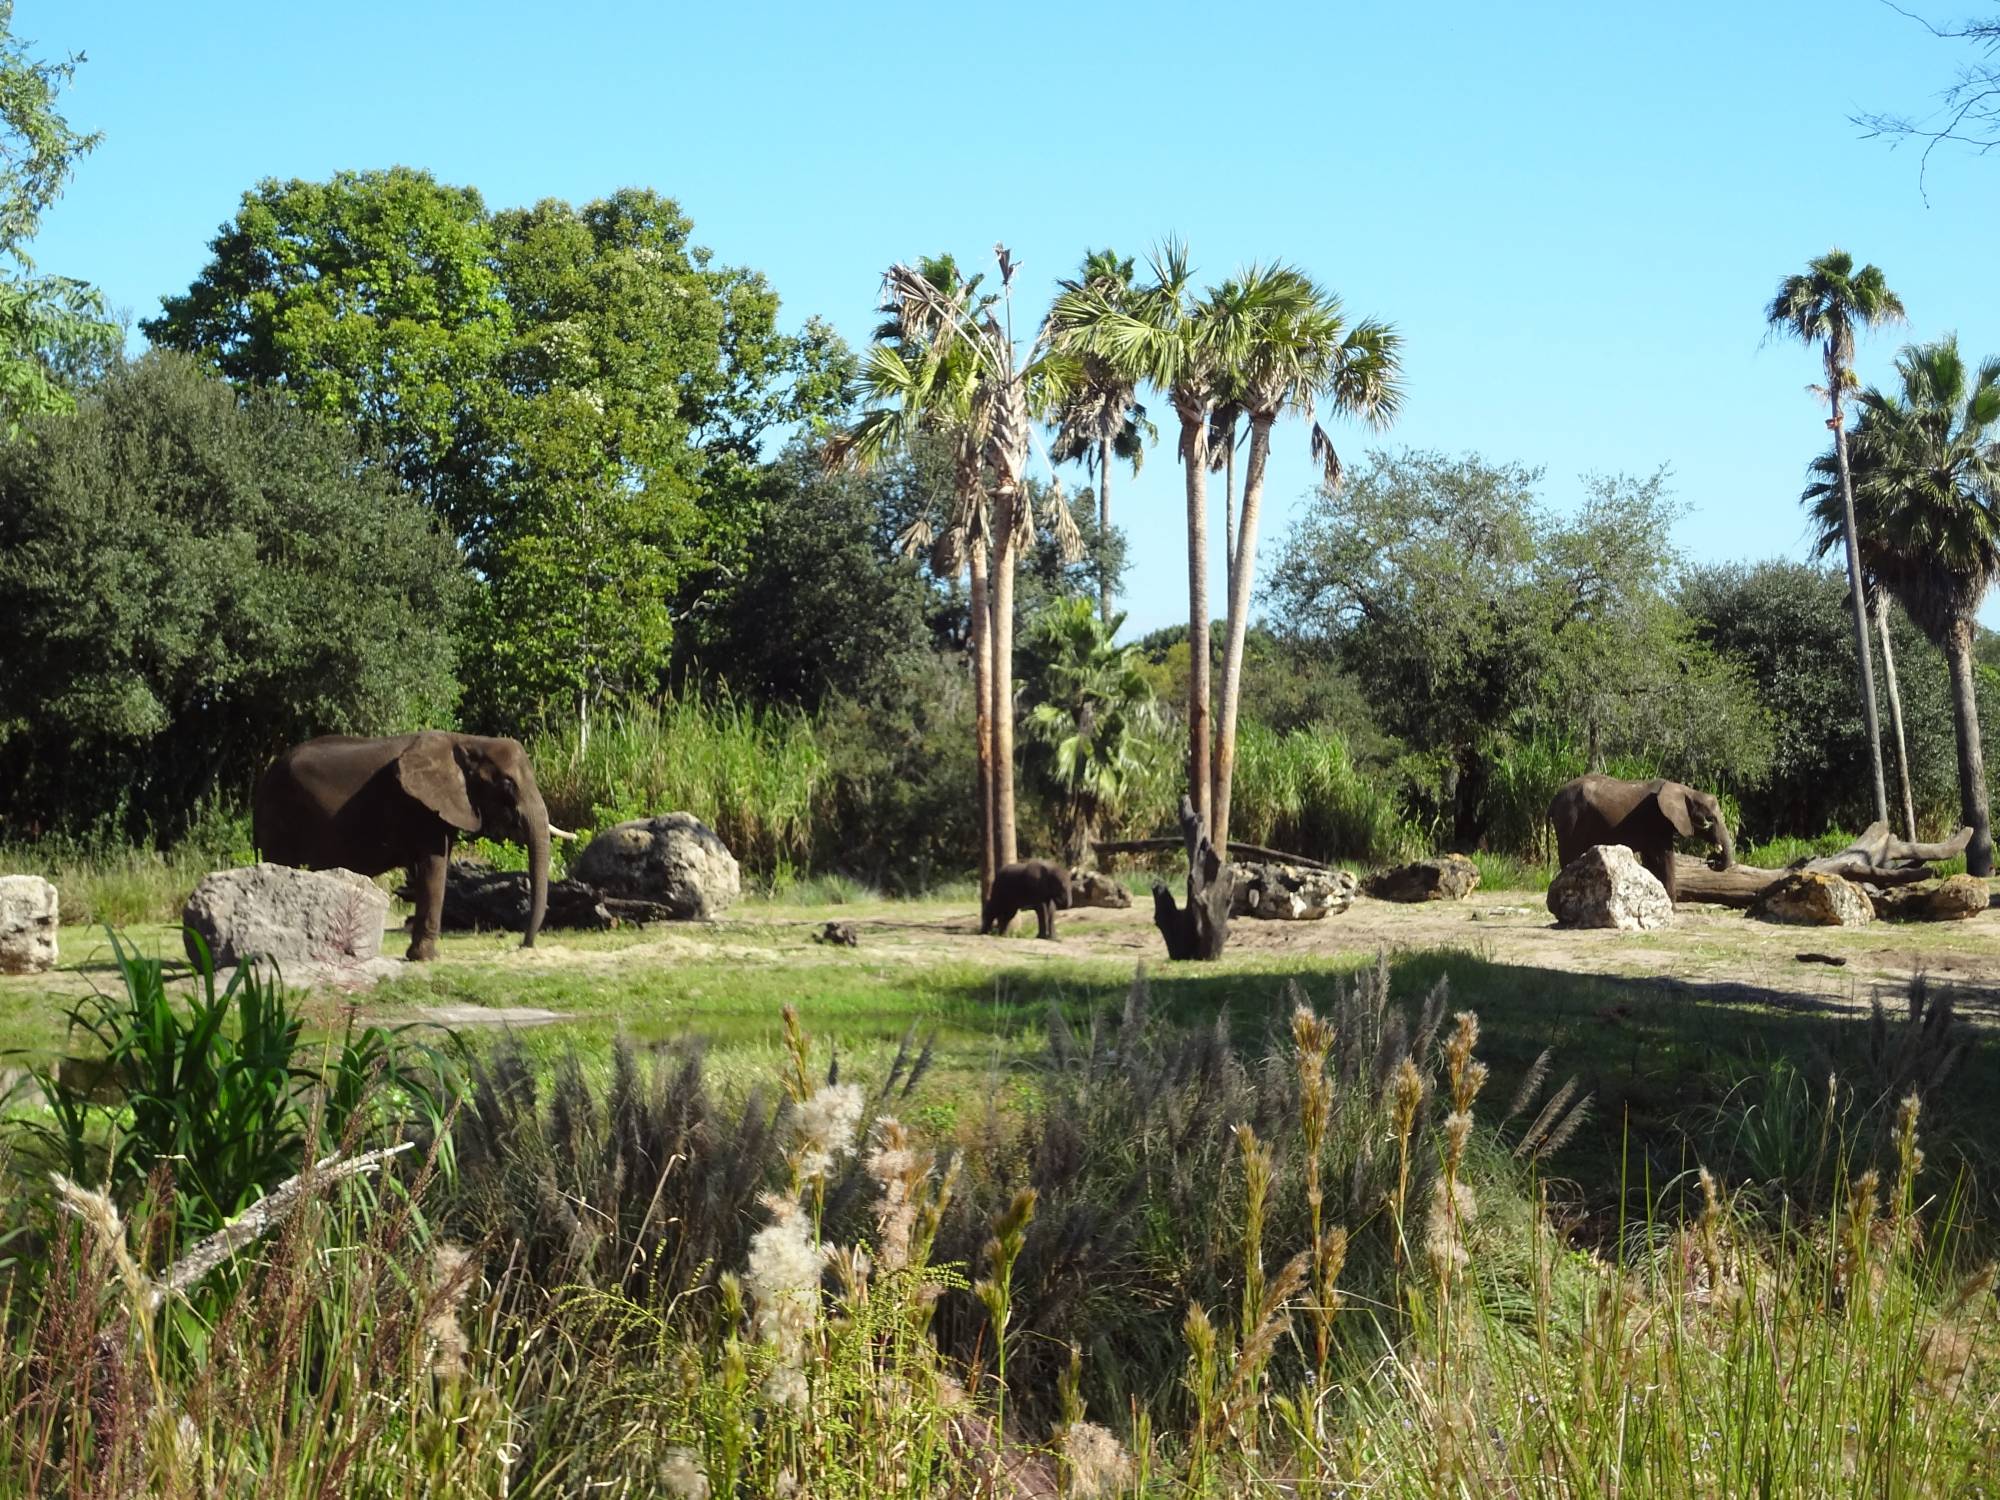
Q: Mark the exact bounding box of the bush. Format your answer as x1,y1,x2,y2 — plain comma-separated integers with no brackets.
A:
0,352,467,844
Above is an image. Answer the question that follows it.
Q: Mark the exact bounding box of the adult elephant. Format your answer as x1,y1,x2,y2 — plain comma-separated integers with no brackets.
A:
1547,774,1734,904
254,732,556,961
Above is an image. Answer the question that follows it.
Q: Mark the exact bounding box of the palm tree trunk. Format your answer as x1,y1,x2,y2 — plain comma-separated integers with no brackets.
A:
1179,409,1212,827
1874,586,1918,840
1222,435,1237,595
1097,432,1114,626
1211,412,1271,854
969,541,997,900
1829,372,1891,828
989,496,1020,869
1945,619,1995,877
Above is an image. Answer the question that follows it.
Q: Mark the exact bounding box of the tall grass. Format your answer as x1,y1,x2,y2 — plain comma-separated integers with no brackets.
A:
531,694,827,876
1117,720,1416,864
3,963,1994,1495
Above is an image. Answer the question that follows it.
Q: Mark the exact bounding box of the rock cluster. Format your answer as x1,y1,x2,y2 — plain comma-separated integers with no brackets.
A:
1749,871,1875,928
1363,854,1480,903
1546,844,1674,931
572,813,741,920
182,864,391,971
0,874,59,974
1231,863,1359,921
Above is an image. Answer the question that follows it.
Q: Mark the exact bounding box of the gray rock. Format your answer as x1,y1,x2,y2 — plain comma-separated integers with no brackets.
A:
1547,844,1674,931
1750,871,1875,928
1067,868,1132,909
0,874,59,974
1363,853,1481,903
182,863,390,971
1231,863,1359,921
572,812,741,920
1873,874,1990,922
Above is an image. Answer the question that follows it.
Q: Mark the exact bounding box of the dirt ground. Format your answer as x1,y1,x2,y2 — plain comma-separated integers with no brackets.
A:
730,887,2000,1020
11,886,2000,1029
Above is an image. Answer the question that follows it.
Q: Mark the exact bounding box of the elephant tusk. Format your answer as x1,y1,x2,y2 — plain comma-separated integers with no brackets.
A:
549,824,578,842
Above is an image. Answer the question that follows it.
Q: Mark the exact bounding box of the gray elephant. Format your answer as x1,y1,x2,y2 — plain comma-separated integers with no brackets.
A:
1548,774,1734,903
253,732,559,961
981,858,1074,939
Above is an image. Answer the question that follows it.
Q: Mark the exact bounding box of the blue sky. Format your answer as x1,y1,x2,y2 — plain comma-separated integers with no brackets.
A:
28,1,2000,634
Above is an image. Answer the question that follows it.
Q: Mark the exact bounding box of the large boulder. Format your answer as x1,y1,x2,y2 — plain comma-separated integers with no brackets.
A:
1873,874,1990,923
1067,869,1132,910
0,874,59,974
182,863,391,970
1363,853,1480,903
1750,870,1875,928
1547,844,1673,931
1232,863,1359,921
572,813,741,920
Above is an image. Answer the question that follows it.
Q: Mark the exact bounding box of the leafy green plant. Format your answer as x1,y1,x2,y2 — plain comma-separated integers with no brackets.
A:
8,928,457,1242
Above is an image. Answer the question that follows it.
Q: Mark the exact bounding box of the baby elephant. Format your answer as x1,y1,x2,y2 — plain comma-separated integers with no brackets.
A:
982,858,1074,939
982,861,1131,938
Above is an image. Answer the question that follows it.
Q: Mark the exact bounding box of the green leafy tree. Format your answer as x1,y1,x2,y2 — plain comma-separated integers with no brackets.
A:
1766,249,1906,829
0,353,465,840
0,1,116,430
677,440,934,708
1267,450,1769,846
1682,561,1983,839
1022,598,1156,864
144,171,849,732
1805,336,2000,874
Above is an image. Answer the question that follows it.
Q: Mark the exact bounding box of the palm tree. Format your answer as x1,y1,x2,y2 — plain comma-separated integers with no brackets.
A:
1022,597,1156,864
1805,335,2000,875
1209,266,1401,853
1872,580,1920,839
868,251,1081,874
1767,249,1907,829
1053,242,1241,827
833,255,1002,896
1049,250,1154,624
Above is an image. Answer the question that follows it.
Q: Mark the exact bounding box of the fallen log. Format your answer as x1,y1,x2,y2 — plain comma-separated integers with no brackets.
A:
408,863,682,932
1672,822,1976,909
1094,836,1330,872
1150,796,1234,960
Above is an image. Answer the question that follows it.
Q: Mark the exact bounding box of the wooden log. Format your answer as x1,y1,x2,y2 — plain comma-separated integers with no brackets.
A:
1672,822,1978,909
1150,795,1235,960
1094,836,1331,871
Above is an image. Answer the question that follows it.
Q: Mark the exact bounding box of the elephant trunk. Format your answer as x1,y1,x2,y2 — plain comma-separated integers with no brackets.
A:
1711,813,1735,872
523,798,551,949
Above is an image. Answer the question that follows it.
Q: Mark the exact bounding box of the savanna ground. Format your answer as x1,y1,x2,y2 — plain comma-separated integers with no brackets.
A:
10,880,2000,1191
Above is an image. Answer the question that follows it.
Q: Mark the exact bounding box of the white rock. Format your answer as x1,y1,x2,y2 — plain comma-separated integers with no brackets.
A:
182,863,390,972
572,812,740,920
1547,845,1674,931
1231,863,1359,921
0,874,59,974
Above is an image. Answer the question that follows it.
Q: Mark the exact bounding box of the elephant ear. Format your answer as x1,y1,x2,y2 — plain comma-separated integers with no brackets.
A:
396,733,481,833
1655,783,1697,839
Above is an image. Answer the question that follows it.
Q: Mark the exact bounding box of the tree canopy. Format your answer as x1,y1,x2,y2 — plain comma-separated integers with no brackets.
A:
144,170,853,730
0,353,466,840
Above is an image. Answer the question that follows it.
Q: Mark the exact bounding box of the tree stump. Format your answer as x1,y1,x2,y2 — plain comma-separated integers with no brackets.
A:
1150,795,1234,960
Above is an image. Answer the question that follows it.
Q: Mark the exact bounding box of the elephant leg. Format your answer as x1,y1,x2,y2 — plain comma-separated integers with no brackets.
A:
406,841,450,961
1036,901,1056,940
1642,846,1678,904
